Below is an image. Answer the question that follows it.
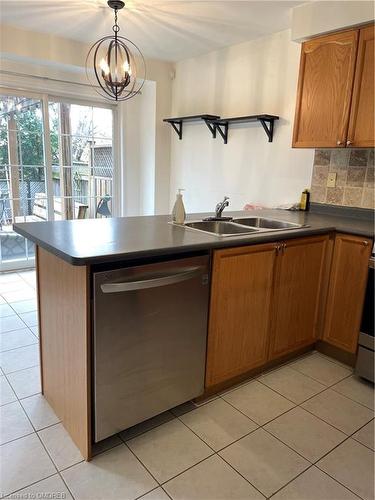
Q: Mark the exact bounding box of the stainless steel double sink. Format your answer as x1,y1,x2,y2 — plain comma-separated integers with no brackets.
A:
180,217,306,237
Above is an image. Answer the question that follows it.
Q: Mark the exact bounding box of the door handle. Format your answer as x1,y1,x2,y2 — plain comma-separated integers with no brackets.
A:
100,266,205,293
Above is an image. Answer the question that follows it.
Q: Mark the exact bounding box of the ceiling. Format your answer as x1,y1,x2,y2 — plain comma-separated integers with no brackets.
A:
0,1,305,62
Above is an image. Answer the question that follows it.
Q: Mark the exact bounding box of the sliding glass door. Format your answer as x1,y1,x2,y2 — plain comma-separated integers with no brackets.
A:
0,90,116,271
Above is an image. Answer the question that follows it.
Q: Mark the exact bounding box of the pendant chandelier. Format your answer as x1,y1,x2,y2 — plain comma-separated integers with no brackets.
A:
86,0,146,101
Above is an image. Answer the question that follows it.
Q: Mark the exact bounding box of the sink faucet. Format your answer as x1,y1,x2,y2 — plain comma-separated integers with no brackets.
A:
215,196,230,218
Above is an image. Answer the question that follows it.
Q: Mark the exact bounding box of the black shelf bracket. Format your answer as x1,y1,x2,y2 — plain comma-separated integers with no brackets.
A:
169,120,183,140
204,119,217,139
258,117,275,142
215,122,229,144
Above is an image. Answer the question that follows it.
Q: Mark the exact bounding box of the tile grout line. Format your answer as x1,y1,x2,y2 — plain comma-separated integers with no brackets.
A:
18,390,78,500
1,387,77,500
175,403,307,498
2,472,66,499
121,435,167,486
2,271,373,499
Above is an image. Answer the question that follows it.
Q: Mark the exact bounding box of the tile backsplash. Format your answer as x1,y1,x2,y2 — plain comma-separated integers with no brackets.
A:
310,149,374,209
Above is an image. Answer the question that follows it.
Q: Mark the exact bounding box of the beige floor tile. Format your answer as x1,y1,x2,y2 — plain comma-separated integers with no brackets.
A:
10,298,37,315
21,394,60,431
0,303,14,318
7,365,41,399
0,273,24,284
38,423,83,471
352,420,374,450
222,380,295,425
0,280,30,294
0,375,17,405
0,328,38,352
302,389,374,435
318,439,375,500
62,444,157,500
127,419,213,483
219,428,309,497
18,270,37,286
272,466,359,500
120,411,175,441
30,326,39,337
165,454,265,499
18,311,38,328
139,487,170,500
265,407,346,462
0,343,39,374
0,433,56,497
289,353,352,386
0,314,27,334
2,288,36,303
260,366,325,404
332,375,374,410
0,400,34,444
10,474,73,500
180,398,258,451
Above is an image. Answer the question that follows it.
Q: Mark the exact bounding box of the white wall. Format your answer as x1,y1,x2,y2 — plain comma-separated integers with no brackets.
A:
292,1,374,41
169,29,314,213
121,81,156,216
0,24,173,216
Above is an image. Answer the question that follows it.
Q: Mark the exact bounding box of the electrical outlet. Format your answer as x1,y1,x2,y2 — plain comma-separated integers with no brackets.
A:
327,172,337,188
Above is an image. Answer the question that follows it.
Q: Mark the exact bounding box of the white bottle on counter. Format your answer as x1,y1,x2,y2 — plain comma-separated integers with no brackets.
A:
172,189,186,224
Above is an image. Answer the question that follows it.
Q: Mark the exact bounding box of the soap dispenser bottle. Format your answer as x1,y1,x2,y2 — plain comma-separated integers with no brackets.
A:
172,189,186,224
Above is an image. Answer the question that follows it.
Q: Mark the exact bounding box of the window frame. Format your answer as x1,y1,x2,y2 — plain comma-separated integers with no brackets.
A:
0,86,119,271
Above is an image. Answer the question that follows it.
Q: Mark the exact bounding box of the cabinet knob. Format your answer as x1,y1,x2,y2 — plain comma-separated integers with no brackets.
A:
363,240,369,246
336,140,343,146
347,140,352,146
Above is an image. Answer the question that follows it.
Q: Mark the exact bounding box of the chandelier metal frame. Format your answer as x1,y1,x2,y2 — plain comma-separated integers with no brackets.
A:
86,0,146,102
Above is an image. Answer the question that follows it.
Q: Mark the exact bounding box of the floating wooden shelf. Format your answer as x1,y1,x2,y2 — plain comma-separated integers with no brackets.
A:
163,114,279,143
163,115,220,140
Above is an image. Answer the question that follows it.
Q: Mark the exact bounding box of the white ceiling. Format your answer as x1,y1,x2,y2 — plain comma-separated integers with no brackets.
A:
0,0,305,62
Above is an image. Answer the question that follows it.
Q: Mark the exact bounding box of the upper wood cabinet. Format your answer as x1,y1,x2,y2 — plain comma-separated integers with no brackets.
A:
205,242,277,388
323,233,372,353
269,235,328,358
293,24,374,148
347,25,375,147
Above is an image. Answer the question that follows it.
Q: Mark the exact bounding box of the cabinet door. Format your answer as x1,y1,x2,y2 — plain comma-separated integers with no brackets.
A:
269,235,328,358
293,30,358,148
347,25,375,147
206,243,277,388
323,234,372,353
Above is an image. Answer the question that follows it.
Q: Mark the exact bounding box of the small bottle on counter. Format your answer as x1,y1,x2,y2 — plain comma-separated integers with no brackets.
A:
172,189,186,224
300,189,310,211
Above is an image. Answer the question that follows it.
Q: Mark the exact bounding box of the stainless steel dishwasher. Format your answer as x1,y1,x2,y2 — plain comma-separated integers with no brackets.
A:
93,255,210,442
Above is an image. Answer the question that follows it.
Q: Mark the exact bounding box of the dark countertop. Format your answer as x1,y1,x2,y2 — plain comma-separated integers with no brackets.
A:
14,208,374,266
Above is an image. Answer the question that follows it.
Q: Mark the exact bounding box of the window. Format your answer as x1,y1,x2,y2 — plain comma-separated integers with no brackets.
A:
0,91,116,271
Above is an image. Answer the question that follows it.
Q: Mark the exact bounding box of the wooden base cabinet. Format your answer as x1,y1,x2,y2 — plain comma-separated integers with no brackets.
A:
205,235,329,389
323,234,372,353
269,235,329,358
205,243,277,387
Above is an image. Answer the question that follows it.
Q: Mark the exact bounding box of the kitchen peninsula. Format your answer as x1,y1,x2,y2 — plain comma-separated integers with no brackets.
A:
14,208,374,460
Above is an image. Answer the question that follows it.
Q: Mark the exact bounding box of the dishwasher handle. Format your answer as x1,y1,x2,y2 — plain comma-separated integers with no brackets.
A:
100,266,206,293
